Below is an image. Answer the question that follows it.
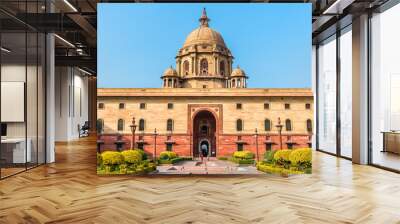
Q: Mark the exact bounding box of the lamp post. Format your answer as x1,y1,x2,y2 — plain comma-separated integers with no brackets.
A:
129,117,137,149
276,117,283,150
153,128,158,162
255,128,259,162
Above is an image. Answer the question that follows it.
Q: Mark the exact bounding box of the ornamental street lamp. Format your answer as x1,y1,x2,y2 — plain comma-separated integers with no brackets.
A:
153,128,158,162
255,128,259,162
129,117,137,149
276,117,284,150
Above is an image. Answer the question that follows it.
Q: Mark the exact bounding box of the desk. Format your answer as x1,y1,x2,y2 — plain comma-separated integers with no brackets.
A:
1,138,31,163
382,132,400,154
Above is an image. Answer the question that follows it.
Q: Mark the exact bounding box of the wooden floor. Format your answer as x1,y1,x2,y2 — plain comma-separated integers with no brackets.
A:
1,136,400,224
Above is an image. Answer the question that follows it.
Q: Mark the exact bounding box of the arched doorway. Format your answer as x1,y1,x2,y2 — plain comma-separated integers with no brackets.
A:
193,110,217,157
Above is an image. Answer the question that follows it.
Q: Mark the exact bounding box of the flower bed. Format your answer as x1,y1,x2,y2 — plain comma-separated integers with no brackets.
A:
97,149,156,175
257,148,312,175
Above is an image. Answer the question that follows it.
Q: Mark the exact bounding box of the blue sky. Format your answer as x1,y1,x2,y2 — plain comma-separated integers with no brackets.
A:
98,3,311,88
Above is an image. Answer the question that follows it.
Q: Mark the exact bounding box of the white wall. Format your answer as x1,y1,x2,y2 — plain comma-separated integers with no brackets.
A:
55,67,89,141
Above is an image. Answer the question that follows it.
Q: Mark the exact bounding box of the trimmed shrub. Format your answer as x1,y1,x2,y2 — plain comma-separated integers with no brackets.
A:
256,162,304,175
121,150,143,164
289,148,312,167
159,151,178,160
233,151,255,160
273,149,292,168
263,150,277,164
135,149,148,160
218,157,228,161
170,157,184,164
101,151,124,165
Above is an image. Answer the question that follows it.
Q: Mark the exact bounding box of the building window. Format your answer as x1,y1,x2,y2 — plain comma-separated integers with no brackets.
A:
167,119,174,132
220,60,225,76
139,119,145,131
166,144,173,151
265,144,272,151
183,60,189,75
305,103,311,109
140,103,146,109
200,58,208,75
203,85,207,89
237,143,244,151
264,119,271,131
167,103,173,109
232,79,236,87
98,103,104,109
307,119,312,132
285,119,292,131
97,119,104,133
236,119,243,131
119,103,125,109
285,103,290,109
168,79,172,87
287,144,293,149
236,103,242,109
117,119,124,131
264,103,270,110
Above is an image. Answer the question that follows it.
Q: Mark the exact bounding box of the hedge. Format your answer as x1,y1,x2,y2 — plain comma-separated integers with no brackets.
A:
233,151,255,160
229,157,255,165
97,150,155,175
121,150,142,164
159,151,177,160
101,151,124,165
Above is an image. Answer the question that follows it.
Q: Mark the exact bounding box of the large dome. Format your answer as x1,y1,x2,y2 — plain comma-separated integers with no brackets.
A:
182,8,227,48
183,27,226,48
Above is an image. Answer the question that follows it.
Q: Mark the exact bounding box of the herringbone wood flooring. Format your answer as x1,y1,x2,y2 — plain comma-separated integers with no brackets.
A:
1,136,400,224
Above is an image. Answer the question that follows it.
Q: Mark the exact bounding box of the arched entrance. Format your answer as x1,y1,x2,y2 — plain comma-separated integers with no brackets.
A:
193,110,217,157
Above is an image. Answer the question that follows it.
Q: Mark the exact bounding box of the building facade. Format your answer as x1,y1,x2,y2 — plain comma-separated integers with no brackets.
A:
97,9,313,158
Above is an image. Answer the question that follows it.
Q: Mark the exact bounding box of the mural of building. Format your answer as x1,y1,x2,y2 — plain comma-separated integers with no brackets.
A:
97,9,313,158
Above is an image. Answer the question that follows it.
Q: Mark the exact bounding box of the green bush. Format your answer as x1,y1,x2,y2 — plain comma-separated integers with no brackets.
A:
218,157,228,160
289,148,312,167
233,151,255,160
134,149,148,160
159,151,178,160
256,162,304,175
263,150,277,164
101,151,124,165
121,150,143,164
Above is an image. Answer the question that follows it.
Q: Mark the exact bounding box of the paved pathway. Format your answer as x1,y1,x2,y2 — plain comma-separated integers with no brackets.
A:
156,158,262,175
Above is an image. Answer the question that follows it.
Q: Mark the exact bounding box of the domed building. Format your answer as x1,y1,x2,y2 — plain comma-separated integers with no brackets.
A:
98,9,313,159
161,8,247,89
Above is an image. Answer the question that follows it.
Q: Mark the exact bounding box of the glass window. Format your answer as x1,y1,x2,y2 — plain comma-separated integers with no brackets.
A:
140,103,146,109
340,26,352,158
200,58,208,75
264,119,271,131
285,119,292,131
167,119,173,132
119,103,125,109
237,143,243,151
285,103,290,109
317,35,337,154
98,103,104,109
97,119,104,133
117,119,124,131
166,144,173,151
307,119,313,133
167,103,173,109
236,103,242,109
371,4,400,171
236,119,243,131
305,103,311,109
139,119,145,131
264,103,270,110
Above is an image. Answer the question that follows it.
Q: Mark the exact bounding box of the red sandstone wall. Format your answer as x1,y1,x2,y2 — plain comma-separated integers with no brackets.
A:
99,134,312,158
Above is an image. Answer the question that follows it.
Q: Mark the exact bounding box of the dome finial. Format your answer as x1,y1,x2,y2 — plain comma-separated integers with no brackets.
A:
199,8,210,27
